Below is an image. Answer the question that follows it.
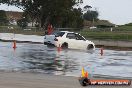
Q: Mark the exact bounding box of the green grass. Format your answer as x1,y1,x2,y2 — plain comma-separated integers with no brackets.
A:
114,25,132,31
81,25,132,41
80,31,132,41
1,25,132,41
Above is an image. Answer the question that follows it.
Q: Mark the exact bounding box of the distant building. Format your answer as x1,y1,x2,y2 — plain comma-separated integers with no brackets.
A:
6,11,23,25
6,11,37,27
83,20,92,28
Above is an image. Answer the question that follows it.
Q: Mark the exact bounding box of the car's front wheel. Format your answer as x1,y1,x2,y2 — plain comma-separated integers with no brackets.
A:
61,43,68,49
87,44,94,50
47,43,55,48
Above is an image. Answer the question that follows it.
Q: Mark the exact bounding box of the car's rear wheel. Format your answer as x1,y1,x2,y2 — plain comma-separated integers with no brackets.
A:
47,44,55,48
87,44,94,50
61,43,68,49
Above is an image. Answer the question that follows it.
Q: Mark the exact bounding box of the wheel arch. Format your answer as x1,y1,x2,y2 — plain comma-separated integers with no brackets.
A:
61,42,68,49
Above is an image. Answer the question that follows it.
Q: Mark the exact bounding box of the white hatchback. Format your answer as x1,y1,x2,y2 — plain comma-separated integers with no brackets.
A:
44,31,95,50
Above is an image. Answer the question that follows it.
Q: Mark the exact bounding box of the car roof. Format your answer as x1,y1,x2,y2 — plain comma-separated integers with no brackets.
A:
60,31,76,33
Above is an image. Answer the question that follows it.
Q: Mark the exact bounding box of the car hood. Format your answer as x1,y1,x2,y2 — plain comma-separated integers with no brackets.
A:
86,40,95,45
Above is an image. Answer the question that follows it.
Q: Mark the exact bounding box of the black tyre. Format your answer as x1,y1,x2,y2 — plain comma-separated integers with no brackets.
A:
87,44,94,50
47,44,55,48
61,43,68,49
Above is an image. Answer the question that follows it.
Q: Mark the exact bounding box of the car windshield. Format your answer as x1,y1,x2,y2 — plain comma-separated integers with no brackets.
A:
75,34,86,41
52,31,65,37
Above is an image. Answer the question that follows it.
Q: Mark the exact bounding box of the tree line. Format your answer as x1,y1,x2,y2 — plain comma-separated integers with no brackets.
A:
0,0,99,29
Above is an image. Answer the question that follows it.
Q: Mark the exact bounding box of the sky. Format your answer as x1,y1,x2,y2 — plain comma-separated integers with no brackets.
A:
0,0,132,25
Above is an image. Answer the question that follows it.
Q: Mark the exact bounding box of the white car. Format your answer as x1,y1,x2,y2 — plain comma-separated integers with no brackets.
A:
44,31,95,50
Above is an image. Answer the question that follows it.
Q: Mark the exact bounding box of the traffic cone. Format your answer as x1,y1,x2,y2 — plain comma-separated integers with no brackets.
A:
100,47,103,56
79,67,90,86
57,44,62,52
85,71,88,78
13,40,17,49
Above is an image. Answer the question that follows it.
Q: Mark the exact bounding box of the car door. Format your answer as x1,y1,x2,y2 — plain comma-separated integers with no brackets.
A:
66,33,77,49
74,33,87,49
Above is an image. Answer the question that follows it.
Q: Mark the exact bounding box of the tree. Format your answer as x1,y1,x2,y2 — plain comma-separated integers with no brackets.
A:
17,17,28,29
0,10,9,26
0,0,84,29
83,10,99,21
83,5,92,12
67,8,83,28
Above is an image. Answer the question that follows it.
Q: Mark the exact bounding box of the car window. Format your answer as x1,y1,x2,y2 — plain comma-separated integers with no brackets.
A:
66,33,76,39
75,34,86,40
52,32,65,37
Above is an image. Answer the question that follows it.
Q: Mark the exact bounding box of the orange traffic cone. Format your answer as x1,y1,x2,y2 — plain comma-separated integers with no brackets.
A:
100,47,103,56
85,71,88,78
13,40,17,49
81,67,89,78
57,44,62,52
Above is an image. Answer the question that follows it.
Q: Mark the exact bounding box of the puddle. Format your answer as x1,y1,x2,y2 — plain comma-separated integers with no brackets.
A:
0,41,132,79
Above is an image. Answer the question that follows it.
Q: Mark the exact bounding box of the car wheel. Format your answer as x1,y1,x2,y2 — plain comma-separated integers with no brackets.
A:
47,44,55,48
61,43,68,49
87,44,94,50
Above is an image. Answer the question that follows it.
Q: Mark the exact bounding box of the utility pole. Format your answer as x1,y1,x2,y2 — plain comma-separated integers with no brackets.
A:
92,18,94,27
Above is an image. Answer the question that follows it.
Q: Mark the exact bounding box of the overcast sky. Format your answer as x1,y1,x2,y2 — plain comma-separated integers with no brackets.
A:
81,0,132,25
0,0,132,25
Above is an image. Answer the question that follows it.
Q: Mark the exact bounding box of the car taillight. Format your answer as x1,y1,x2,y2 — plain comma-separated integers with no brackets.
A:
54,38,58,41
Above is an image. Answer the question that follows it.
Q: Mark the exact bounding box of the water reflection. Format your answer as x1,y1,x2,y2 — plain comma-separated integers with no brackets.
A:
19,46,80,75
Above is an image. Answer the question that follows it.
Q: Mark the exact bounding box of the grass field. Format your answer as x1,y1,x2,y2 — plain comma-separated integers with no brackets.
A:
80,25,132,41
114,25,132,31
0,25,132,41
80,31,132,41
